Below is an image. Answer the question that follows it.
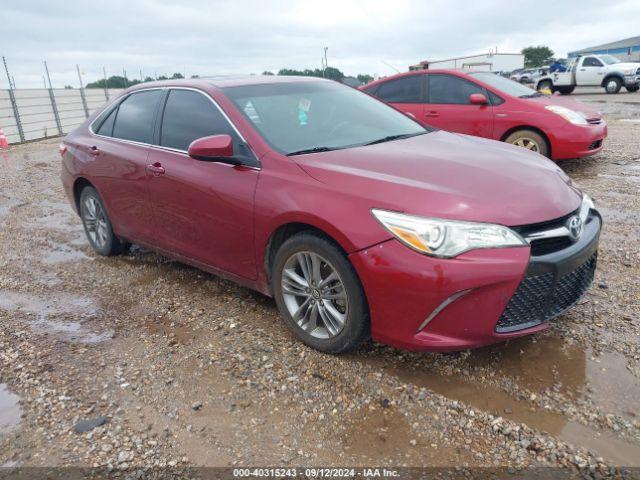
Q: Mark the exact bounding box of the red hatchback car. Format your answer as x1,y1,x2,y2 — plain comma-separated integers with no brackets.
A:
360,70,607,160
61,76,601,353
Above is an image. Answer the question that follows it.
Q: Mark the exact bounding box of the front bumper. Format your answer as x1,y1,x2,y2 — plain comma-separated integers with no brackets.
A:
349,211,601,352
623,75,639,87
550,121,608,160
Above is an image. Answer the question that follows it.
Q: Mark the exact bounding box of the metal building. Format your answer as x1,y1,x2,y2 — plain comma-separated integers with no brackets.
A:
410,52,524,73
568,36,640,62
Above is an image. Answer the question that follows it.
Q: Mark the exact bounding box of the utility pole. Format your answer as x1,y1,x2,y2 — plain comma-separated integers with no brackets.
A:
123,68,128,88
323,47,328,78
102,67,109,100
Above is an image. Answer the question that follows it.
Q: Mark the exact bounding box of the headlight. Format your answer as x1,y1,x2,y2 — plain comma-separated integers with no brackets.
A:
371,209,526,258
624,68,635,75
545,105,587,125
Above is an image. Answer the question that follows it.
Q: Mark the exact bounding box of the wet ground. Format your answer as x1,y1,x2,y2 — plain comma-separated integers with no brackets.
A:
0,91,639,475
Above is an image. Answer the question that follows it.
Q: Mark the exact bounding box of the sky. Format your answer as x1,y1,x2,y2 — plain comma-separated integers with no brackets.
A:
2,0,639,88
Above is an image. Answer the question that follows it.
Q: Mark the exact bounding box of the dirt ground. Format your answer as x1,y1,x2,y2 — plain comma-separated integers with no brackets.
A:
1,89,639,477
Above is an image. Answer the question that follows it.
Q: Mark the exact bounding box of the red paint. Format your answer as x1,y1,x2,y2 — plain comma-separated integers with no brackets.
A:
188,134,233,159
361,70,608,160
61,77,592,351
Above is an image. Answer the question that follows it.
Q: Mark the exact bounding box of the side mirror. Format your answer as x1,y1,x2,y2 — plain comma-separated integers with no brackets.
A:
188,135,238,164
469,93,488,105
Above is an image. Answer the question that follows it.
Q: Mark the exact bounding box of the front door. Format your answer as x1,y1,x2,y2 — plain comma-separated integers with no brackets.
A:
146,88,259,279
576,56,605,85
423,74,494,138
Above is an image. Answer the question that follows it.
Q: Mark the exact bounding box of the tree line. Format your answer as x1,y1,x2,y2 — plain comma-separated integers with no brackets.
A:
85,68,374,88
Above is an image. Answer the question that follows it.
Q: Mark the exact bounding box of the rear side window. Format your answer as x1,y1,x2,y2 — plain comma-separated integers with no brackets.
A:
427,74,484,104
96,108,116,136
160,89,236,151
112,90,163,143
375,76,422,103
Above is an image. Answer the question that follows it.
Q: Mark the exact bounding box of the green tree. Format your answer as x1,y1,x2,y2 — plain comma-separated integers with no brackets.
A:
357,74,373,84
170,72,184,79
276,66,345,82
262,71,274,75
521,45,554,68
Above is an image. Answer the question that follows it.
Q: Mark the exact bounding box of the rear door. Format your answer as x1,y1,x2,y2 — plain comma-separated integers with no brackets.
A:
146,88,259,279
423,74,493,137
373,75,425,120
576,56,605,85
87,89,163,243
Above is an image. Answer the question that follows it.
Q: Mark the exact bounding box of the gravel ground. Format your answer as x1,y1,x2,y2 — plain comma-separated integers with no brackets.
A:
0,91,639,477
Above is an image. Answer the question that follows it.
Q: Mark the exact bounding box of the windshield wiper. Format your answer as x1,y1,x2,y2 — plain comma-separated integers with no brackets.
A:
519,92,543,98
364,132,425,146
286,146,336,156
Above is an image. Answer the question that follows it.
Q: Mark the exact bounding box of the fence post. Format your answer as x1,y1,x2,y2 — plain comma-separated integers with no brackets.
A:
103,67,109,101
44,61,63,136
76,64,89,118
2,56,25,142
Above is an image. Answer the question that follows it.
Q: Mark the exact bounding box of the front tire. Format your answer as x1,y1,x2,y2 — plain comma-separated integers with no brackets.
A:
271,232,370,353
79,186,128,256
604,77,622,94
504,129,549,158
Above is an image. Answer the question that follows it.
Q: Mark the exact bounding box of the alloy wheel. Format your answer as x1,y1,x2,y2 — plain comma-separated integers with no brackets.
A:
513,137,540,152
281,251,348,339
82,196,109,250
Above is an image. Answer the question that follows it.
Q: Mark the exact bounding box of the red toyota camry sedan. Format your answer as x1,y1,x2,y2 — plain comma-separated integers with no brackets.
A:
61,76,601,353
360,70,607,160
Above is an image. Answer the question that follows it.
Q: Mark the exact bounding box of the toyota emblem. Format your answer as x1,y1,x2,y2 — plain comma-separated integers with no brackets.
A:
567,215,583,241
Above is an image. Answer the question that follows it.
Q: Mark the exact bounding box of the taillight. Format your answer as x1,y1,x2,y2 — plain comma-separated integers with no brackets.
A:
59,143,67,157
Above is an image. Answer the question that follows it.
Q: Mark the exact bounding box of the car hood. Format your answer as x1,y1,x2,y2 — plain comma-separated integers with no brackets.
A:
294,131,582,227
608,62,640,70
527,95,602,120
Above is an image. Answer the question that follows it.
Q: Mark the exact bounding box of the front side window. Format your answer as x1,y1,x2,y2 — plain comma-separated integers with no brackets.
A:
427,74,484,104
469,72,540,98
160,89,235,151
375,76,422,103
222,81,428,155
583,57,604,67
112,90,163,143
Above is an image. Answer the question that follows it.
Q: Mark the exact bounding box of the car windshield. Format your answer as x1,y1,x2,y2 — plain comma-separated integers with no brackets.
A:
222,81,429,155
599,54,621,65
469,72,541,98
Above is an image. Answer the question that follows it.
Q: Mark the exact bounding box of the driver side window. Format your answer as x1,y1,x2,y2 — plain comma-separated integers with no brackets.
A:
583,57,603,67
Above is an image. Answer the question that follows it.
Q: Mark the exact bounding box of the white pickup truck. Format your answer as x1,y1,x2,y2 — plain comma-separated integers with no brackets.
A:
535,54,640,94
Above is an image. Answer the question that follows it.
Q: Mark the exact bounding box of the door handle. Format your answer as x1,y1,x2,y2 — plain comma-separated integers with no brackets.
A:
88,146,100,156
146,162,165,176
580,68,586,71
425,111,440,118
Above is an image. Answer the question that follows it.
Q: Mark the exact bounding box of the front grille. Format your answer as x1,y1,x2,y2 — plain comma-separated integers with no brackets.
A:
636,67,640,76
496,253,597,333
587,139,602,150
511,209,577,256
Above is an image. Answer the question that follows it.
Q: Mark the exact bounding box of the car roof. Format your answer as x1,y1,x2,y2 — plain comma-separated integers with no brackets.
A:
126,75,331,92
360,69,478,89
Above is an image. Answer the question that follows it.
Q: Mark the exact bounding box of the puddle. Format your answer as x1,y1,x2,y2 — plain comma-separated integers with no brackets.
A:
0,291,112,343
357,335,640,466
341,406,459,465
0,195,25,216
0,384,21,435
41,246,91,264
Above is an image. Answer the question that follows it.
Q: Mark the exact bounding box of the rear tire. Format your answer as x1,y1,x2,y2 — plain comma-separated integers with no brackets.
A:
271,232,370,354
537,80,555,93
504,130,549,158
626,85,639,93
604,77,622,94
557,86,575,95
79,186,128,256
